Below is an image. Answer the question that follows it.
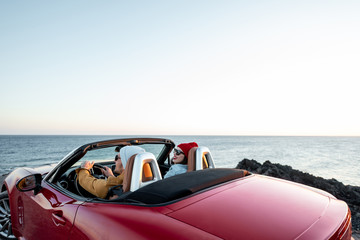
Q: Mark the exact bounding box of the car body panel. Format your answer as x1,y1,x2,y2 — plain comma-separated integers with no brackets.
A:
8,181,83,240
166,175,349,240
68,202,221,240
296,203,351,240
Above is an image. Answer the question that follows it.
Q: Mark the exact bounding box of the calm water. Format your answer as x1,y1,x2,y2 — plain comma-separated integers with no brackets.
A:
0,135,359,186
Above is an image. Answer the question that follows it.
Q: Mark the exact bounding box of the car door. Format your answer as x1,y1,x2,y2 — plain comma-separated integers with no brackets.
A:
18,181,83,240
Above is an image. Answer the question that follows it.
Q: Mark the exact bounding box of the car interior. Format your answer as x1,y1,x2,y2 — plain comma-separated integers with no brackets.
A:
49,138,250,204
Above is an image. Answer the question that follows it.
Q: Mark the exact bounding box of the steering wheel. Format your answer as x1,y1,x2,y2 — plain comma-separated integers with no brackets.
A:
74,163,106,197
91,163,106,179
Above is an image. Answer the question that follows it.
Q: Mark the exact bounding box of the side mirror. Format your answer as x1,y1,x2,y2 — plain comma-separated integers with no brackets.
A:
16,174,42,195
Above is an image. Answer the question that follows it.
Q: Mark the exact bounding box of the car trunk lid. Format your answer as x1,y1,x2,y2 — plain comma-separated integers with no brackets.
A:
166,175,347,240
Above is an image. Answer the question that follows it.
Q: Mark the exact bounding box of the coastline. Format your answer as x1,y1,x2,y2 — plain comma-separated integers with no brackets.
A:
1,163,359,239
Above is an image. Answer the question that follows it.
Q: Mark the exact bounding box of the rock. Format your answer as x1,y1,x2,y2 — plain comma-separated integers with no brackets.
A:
236,159,360,232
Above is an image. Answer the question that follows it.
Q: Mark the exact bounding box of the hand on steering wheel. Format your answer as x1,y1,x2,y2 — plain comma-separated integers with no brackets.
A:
81,161,107,177
101,166,115,177
81,161,95,170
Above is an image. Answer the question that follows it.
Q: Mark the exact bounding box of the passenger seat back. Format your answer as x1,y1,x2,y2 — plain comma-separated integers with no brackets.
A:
122,152,162,192
187,146,216,172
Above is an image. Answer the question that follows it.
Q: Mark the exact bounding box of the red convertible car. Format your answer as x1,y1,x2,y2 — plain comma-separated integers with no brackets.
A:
0,138,353,239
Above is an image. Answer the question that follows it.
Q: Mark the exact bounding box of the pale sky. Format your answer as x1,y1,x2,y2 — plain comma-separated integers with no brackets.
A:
1,1,359,136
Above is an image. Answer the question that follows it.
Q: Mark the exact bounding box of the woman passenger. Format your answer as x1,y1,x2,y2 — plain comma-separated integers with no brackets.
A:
164,142,198,178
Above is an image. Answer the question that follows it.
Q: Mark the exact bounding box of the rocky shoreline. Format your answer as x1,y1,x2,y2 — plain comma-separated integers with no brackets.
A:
236,159,360,237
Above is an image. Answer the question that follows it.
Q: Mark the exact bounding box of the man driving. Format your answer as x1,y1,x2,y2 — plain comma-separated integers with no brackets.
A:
76,146,145,198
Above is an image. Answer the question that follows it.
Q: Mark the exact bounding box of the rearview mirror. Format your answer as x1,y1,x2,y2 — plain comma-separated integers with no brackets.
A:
16,174,42,195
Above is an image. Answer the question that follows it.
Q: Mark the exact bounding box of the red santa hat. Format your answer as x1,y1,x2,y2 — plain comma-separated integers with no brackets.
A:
177,142,198,158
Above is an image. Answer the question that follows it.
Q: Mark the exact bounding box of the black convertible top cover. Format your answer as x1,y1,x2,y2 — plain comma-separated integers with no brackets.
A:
124,168,249,204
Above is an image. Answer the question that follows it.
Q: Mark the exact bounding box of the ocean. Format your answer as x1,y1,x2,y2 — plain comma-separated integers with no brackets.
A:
0,135,359,186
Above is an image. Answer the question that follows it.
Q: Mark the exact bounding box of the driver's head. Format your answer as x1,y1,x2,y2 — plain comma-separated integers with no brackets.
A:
120,146,145,168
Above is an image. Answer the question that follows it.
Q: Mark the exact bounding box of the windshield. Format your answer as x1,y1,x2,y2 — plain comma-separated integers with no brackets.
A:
75,144,166,167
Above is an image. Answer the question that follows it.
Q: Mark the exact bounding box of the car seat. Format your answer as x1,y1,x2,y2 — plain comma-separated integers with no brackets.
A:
122,152,162,192
187,146,216,172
